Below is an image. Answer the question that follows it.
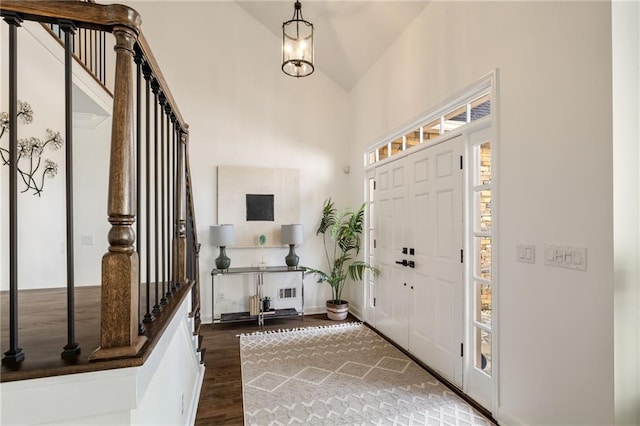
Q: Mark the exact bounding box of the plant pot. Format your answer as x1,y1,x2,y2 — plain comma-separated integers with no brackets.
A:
326,300,348,321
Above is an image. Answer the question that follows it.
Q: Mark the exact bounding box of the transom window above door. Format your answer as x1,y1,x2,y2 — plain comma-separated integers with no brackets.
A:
366,92,490,166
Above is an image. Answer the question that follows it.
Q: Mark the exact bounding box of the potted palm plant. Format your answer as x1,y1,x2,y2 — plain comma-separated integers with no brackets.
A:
305,198,379,320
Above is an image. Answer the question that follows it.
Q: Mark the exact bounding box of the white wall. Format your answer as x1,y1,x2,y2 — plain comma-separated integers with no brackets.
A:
348,2,614,424
125,1,351,320
613,1,640,424
1,22,68,291
0,22,112,291
73,118,111,286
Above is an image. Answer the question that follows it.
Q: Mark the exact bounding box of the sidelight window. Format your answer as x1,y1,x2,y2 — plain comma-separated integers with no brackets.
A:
367,177,376,309
472,140,493,377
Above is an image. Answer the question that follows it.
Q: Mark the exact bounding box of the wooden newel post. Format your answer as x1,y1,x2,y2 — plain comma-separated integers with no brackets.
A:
90,25,147,361
173,129,188,287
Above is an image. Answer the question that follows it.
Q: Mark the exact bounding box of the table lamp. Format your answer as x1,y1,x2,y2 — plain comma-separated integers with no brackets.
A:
281,224,303,268
211,224,235,270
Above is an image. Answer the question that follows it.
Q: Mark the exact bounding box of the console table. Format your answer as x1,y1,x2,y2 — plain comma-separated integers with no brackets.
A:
211,266,305,326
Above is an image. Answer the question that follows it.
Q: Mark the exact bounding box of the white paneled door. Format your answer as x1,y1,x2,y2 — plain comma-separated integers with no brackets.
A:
375,136,464,386
374,160,409,348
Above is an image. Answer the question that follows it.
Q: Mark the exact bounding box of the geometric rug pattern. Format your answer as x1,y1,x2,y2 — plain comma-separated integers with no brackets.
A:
240,323,492,425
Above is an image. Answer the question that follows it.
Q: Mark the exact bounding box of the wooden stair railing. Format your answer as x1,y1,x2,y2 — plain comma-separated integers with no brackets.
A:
0,0,202,367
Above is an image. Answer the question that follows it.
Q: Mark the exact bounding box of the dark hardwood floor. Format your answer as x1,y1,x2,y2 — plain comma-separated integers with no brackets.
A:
2,290,494,424
1,283,192,382
1,287,355,422
1,287,101,378
194,314,359,425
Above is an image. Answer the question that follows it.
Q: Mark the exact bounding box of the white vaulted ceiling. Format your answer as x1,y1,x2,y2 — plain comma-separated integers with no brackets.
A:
236,1,429,91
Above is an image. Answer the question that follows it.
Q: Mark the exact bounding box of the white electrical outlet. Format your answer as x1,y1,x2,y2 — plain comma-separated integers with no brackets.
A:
543,244,587,271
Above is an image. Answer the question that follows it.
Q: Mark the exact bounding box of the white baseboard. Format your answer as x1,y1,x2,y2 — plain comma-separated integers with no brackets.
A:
186,365,206,426
496,407,527,425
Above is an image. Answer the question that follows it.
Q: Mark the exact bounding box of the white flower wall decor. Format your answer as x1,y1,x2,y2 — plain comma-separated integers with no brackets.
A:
0,101,64,196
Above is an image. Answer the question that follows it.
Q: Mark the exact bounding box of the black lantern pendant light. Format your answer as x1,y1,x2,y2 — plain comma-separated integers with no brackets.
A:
282,0,314,77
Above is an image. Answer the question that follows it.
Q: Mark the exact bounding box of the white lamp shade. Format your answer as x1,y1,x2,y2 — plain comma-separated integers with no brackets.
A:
211,224,235,247
281,224,303,245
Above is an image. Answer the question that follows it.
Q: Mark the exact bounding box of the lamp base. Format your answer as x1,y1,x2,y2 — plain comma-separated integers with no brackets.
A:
285,244,299,268
215,246,231,270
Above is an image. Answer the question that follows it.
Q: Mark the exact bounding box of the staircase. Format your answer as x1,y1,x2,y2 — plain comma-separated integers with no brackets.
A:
0,2,204,423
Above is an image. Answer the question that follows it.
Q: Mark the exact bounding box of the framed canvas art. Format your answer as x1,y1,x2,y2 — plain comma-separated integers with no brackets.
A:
217,165,300,247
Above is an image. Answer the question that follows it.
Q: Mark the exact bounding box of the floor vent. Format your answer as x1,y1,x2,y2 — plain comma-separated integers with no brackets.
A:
278,287,297,299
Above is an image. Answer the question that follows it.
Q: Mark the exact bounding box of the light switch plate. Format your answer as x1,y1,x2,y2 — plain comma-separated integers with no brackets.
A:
80,234,95,246
544,244,587,271
516,244,535,264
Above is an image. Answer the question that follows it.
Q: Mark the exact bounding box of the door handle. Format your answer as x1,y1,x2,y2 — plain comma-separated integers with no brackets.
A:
395,259,408,266
408,261,415,268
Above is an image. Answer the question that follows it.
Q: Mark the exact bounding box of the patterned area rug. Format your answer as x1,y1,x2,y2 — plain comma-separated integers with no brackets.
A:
240,323,491,425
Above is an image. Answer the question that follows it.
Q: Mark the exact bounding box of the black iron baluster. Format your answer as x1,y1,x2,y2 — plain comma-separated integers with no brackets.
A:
163,106,172,298
170,120,177,293
143,63,154,324
96,30,101,83
72,25,78,58
98,31,105,84
92,29,96,75
171,123,180,289
159,94,168,304
93,30,97,77
98,31,103,85
186,202,191,280
71,26,75,57
151,79,162,314
187,195,194,280
87,29,92,73
60,20,81,360
83,27,87,67
134,46,145,336
173,123,180,290
174,130,184,292
101,31,106,86
2,13,25,366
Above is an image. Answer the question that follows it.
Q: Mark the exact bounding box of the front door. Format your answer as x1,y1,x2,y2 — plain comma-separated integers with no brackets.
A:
406,136,464,386
374,136,464,386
